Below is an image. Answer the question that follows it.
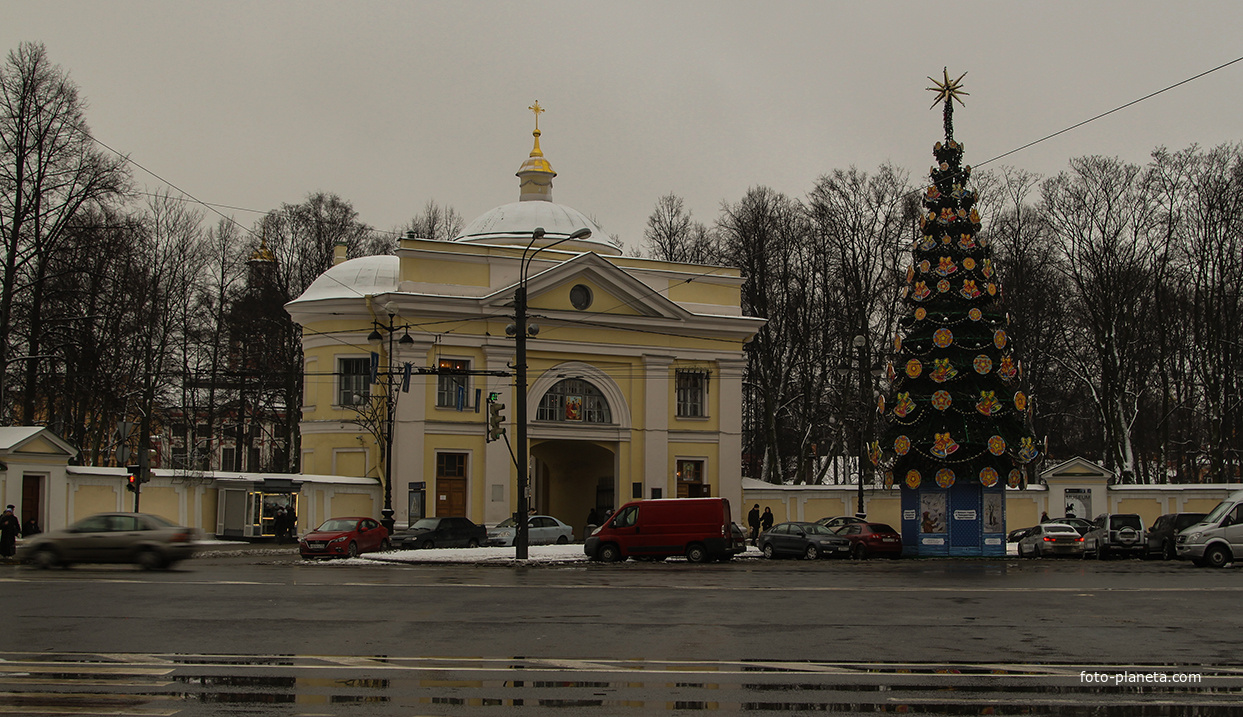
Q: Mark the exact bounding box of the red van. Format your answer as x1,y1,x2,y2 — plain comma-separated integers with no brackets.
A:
584,497,744,562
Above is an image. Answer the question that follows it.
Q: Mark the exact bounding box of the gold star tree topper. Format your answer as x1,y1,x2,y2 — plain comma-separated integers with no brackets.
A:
927,68,969,110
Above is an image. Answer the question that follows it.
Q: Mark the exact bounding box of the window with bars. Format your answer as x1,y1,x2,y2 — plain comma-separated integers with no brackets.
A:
676,370,708,418
536,379,612,423
338,357,371,406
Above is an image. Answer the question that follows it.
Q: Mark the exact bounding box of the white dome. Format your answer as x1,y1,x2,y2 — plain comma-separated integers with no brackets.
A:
291,255,399,304
455,201,620,255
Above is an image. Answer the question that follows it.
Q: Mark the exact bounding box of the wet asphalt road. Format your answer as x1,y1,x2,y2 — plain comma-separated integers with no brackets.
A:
2,551,1241,715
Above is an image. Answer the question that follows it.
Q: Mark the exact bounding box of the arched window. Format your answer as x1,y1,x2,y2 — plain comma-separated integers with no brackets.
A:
536,379,613,423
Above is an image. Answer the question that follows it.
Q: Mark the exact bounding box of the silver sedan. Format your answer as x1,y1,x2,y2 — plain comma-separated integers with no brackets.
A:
1017,523,1083,558
487,515,575,546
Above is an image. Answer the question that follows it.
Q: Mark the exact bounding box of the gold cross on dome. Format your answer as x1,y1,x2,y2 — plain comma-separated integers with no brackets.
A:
927,68,969,110
529,100,545,131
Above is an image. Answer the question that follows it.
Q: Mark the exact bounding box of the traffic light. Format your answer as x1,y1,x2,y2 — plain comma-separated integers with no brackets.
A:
125,472,138,493
487,394,506,443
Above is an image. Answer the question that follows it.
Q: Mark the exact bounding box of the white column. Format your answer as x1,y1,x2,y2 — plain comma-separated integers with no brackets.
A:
643,354,674,499
484,345,516,524
391,338,433,529
716,357,747,509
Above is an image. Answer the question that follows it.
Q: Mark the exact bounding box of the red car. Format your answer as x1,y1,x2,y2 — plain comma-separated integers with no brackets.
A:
300,517,390,559
834,522,903,559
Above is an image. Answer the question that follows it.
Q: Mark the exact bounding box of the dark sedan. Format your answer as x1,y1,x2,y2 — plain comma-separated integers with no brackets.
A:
815,515,867,531
398,516,487,549
759,521,852,559
834,522,903,559
1042,516,1094,536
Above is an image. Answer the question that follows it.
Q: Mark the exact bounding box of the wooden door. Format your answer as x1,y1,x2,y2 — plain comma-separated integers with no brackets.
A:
435,477,466,517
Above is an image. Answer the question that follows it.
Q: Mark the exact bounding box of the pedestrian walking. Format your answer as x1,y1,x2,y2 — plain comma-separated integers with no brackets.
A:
760,506,774,533
1040,511,1049,523
747,504,761,545
0,505,19,558
22,518,40,537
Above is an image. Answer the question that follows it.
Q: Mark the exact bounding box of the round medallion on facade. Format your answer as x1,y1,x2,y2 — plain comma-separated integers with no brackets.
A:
894,435,911,455
906,359,922,379
935,468,955,488
1007,469,1022,488
968,307,982,321
905,470,921,489
980,466,999,487
994,329,1008,349
931,390,952,411
569,284,593,310
1014,391,1027,411
919,259,931,273
937,279,951,293
963,257,976,271
884,470,894,489
974,355,993,374
915,307,927,321
988,435,1006,456
933,328,953,348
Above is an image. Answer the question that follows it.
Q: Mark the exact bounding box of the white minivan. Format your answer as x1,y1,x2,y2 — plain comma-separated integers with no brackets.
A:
1176,490,1243,568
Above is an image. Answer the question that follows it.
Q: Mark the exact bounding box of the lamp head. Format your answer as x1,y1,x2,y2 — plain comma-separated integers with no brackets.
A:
568,227,592,241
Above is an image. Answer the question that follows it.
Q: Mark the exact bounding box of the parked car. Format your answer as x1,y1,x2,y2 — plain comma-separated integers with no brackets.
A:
1017,523,1083,558
19,512,199,570
1082,513,1146,559
1042,516,1094,536
399,517,487,549
1147,512,1207,560
833,522,902,559
488,515,574,546
759,521,852,559
815,515,867,532
1177,491,1243,568
585,497,743,562
300,517,390,559
1007,525,1036,543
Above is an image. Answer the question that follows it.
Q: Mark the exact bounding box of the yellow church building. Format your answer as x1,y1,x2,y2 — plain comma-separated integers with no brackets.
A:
286,108,763,534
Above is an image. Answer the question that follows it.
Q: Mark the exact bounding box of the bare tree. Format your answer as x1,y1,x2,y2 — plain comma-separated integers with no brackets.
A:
0,42,129,423
643,193,716,264
1042,156,1163,482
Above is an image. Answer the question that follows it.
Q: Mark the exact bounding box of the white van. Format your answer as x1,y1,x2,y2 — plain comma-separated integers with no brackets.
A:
1175,490,1243,568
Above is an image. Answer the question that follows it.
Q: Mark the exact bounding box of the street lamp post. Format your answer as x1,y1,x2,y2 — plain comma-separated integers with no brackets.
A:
511,226,592,559
837,335,875,518
368,303,414,534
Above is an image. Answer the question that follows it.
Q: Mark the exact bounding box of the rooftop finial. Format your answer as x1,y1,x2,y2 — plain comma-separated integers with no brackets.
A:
528,100,545,157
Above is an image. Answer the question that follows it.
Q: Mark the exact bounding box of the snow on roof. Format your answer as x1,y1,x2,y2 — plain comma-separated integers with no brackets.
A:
290,255,400,304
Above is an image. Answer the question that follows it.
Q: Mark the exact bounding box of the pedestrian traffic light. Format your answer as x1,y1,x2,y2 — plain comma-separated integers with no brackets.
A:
487,395,506,443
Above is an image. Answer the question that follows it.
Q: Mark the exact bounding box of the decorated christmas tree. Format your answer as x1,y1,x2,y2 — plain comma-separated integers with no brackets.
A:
879,69,1039,556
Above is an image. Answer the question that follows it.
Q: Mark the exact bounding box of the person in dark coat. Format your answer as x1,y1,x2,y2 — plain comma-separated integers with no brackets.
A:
760,506,774,533
22,518,40,537
0,506,19,557
747,504,761,545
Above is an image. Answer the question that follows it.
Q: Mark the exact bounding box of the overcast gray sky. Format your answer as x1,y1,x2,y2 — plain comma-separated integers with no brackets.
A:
5,1,1242,251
